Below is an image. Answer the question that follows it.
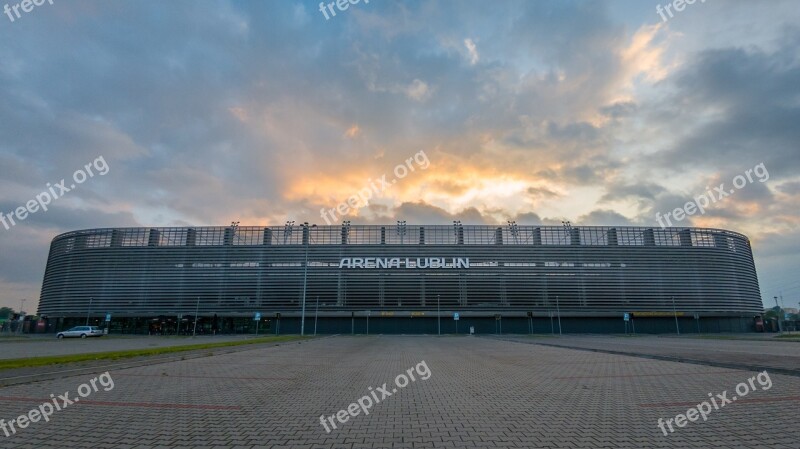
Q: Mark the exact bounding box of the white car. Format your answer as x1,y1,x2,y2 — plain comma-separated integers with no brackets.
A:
57,326,104,339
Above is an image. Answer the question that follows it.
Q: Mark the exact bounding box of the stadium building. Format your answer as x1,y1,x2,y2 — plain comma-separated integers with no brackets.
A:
37,223,763,334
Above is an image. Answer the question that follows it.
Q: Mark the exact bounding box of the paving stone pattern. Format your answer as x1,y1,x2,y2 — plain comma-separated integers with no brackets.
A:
0,335,797,448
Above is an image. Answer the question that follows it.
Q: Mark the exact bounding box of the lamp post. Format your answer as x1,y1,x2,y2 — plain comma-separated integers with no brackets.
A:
437,294,441,335
283,220,295,244
561,220,571,245
85,297,93,325
671,296,680,335
230,221,240,245
314,295,319,336
342,220,351,244
17,299,26,334
396,220,406,244
301,223,308,336
192,297,200,337
774,296,782,333
555,295,562,335
507,220,519,244
300,222,316,336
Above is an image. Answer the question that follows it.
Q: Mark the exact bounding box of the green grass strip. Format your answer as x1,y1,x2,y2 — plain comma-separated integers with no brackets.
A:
0,335,307,371
774,333,800,340
694,335,750,340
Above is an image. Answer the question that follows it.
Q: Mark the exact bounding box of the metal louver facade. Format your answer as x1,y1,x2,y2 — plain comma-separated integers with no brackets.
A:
38,225,762,322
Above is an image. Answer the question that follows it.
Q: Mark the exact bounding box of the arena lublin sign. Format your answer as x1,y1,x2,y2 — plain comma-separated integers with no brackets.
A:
338,257,470,269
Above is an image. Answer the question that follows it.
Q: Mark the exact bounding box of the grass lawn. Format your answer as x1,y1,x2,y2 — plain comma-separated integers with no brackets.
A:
0,335,307,371
774,333,800,340
694,335,751,340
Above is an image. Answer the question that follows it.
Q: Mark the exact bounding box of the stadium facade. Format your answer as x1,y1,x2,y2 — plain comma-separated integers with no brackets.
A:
37,224,763,334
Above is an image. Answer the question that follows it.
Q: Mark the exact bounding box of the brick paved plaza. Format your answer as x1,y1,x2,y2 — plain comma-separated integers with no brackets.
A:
0,336,798,448
497,335,800,375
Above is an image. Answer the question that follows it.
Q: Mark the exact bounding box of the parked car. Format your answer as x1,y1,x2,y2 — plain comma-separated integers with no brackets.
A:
57,326,104,339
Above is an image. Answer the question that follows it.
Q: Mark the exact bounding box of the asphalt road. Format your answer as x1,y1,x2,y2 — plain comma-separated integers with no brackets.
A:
501,335,800,375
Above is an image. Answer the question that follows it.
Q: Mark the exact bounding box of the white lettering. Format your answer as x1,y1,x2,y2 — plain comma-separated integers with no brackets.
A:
338,257,470,269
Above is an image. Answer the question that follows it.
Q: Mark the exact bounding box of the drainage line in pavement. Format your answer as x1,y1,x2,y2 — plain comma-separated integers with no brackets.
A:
483,336,800,378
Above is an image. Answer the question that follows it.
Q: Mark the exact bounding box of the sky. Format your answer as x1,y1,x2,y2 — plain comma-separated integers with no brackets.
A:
0,0,798,313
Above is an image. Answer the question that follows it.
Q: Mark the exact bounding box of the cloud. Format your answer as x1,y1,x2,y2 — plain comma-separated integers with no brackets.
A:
511,212,543,225
526,186,560,199
619,23,672,85
577,209,634,226
599,101,637,118
0,1,798,310
405,79,433,102
344,124,361,138
777,181,800,195
650,30,800,176
464,38,479,65
355,201,492,225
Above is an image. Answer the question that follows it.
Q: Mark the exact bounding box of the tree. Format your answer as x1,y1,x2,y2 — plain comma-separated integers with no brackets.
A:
0,307,14,319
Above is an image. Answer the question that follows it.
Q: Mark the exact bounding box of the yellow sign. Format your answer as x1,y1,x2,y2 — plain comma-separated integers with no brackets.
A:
633,311,686,317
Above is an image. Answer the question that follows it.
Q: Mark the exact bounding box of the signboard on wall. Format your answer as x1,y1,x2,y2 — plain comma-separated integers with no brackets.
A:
339,257,469,269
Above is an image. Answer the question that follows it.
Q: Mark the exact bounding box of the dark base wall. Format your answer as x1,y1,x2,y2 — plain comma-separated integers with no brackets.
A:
50,315,759,335
277,316,757,334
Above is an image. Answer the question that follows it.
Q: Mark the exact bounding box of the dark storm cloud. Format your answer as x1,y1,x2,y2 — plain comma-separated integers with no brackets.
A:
526,187,560,199
358,202,492,225
511,212,543,225
577,209,633,226
651,28,800,176
777,181,800,195
599,101,637,118
600,182,667,203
